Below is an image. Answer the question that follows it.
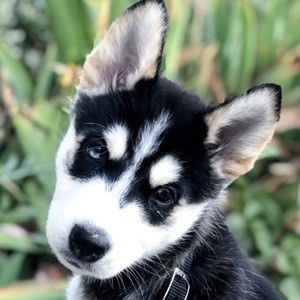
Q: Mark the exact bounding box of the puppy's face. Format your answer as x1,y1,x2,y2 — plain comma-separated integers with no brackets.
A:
46,0,281,280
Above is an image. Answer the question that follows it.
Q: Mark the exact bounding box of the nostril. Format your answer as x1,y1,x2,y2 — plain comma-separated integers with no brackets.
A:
69,224,110,263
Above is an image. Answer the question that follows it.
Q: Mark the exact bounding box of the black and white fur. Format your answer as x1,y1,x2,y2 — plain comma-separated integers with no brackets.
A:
46,0,283,299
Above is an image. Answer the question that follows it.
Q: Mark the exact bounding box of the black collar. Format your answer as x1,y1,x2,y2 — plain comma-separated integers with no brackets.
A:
162,250,195,300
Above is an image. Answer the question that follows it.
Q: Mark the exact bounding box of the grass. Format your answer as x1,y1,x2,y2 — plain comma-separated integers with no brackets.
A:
0,0,299,299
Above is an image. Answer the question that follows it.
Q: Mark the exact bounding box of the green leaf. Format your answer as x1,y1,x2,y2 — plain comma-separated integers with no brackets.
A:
33,45,58,101
257,0,286,72
11,100,67,193
280,276,300,300
258,143,281,160
164,0,192,80
0,41,33,100
0,230,48,254
0,253,26,286
46,0,93,63
110,0,133,21
239,2,257,90
221,3,242,92
0,206,36,224
250,220,276,262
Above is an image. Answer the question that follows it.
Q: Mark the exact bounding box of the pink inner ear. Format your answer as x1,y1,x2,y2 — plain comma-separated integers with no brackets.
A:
114,55,139,89
213,116,262,159
205,85,281,181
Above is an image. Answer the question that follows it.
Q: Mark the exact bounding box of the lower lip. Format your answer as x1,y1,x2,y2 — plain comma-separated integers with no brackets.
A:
66,258,80,268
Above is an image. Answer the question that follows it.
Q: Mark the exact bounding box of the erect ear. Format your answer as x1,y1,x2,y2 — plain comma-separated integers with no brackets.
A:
205,84,282,183
78,0,168,95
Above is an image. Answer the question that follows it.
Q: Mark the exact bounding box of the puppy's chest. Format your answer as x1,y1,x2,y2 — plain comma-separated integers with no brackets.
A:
83,286,150,300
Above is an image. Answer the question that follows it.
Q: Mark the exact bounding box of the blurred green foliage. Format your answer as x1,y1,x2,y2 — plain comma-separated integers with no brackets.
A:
0,0,299,299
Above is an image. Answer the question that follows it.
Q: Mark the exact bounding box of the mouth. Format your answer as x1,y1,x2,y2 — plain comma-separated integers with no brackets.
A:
60,250,91,271
65,257,80,268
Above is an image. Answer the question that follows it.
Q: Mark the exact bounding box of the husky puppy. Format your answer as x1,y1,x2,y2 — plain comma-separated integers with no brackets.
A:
46,0,283,299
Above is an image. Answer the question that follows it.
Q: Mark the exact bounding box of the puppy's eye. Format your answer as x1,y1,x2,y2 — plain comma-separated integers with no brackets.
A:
87,147,103,159
86,141,106,160
151,186,179,206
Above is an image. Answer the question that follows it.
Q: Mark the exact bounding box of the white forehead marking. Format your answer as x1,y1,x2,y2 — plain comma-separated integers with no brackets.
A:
104,124,129,160
150,155,182,188
113,112,170,193
134,112,170,164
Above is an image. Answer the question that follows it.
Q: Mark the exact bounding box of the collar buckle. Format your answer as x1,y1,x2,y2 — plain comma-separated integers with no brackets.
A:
162,267,190,300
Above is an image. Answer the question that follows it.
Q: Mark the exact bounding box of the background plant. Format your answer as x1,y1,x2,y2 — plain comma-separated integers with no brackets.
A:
0,0,299,299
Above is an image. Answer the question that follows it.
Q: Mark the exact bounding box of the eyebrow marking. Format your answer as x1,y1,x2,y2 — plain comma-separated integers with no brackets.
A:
104,124,129,160
149,155,182,188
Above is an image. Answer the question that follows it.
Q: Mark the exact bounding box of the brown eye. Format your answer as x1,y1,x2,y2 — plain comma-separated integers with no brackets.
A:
151,186,179,206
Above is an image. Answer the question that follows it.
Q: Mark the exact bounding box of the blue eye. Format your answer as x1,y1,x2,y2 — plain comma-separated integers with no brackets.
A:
87,147,103,159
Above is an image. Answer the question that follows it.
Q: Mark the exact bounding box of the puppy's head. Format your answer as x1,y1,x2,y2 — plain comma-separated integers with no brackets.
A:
46,0,281,279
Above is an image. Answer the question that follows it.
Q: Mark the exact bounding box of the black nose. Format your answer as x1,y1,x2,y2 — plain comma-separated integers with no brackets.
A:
69,224,110,263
